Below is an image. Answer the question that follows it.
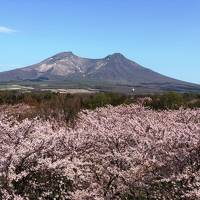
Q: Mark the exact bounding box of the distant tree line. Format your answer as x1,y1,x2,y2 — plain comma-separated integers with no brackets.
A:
147,92,200,110
0,90,199,123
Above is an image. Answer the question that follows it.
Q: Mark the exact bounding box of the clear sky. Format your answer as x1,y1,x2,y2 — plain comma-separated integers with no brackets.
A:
0,0,199,84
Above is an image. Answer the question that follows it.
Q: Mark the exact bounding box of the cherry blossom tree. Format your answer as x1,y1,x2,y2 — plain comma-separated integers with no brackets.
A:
0,104,199,199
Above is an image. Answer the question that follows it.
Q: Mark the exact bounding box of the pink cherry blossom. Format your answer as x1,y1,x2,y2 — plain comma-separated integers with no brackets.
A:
0,104,199,199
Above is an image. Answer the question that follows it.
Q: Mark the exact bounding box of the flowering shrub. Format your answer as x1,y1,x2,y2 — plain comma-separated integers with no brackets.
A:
0,104,200,199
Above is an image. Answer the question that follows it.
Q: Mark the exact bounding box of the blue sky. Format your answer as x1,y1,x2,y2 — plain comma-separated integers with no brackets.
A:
0,0,200,84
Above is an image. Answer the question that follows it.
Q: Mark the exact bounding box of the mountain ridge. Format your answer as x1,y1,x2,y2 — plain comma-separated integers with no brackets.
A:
0,52,199,93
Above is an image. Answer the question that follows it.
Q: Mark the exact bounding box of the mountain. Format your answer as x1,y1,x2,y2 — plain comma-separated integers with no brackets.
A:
0,52,199,93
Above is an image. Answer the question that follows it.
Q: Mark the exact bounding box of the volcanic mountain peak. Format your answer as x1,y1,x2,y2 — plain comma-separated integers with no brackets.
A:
31,52,89,75
0,52,199,93
107,52,125,58
42,51,78,64
51,51,76,58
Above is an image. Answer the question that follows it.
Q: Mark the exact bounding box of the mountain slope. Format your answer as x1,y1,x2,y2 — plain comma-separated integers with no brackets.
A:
0,52,199,93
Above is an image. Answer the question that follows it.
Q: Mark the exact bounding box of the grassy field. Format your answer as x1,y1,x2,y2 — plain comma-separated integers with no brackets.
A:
0,84,34,91
0,83,98,94
0,80,165,94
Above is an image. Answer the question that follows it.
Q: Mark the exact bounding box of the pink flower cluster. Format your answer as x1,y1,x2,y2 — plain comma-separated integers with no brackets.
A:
0,104,200,199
